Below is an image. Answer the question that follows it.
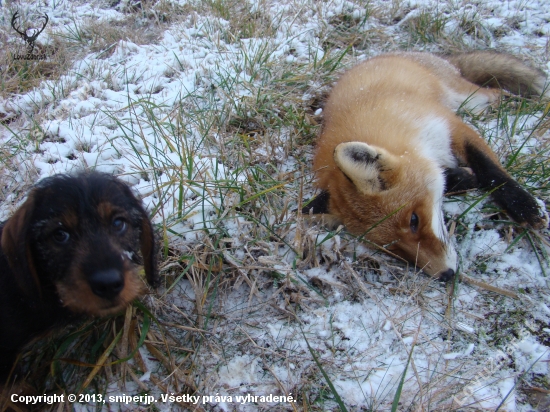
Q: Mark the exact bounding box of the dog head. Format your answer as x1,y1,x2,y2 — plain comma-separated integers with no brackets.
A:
1,172,159,316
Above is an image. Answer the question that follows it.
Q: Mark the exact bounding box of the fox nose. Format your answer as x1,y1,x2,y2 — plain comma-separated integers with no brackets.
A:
438,268,455,282
89,269,124,300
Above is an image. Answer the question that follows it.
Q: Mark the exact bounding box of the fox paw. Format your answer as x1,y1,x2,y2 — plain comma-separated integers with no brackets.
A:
494,182,548,229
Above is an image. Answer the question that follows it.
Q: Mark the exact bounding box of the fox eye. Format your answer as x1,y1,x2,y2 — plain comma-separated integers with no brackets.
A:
53,229,70,244
112,217,127,234
410,212,419,233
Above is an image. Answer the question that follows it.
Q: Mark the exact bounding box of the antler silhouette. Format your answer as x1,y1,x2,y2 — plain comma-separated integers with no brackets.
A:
11,11,49,54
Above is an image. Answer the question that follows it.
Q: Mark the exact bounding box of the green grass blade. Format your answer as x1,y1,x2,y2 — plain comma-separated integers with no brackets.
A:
391,344,414,412
301,326,349,412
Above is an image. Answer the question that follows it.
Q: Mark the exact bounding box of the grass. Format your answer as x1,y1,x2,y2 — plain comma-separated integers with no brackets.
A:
0,3,170,99
0,0,549,411
405,9,448,44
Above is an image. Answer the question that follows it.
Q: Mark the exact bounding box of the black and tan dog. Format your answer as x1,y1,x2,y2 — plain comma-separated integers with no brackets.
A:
0,171,159,383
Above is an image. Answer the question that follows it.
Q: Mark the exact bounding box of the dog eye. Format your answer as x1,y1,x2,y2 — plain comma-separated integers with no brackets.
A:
410,212,419,233
53,229,70,244
112,217,127,233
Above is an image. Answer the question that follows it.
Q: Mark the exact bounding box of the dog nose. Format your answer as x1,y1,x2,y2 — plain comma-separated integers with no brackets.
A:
89,269,124,300
438,268,455,282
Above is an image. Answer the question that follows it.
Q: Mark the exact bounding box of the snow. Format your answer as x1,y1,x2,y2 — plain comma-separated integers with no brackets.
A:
1,0,549,410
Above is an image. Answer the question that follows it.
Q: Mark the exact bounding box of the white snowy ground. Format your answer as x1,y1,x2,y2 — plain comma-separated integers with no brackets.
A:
1,0,550,411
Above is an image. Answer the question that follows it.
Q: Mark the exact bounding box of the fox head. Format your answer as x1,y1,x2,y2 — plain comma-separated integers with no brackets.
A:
309,141,457,280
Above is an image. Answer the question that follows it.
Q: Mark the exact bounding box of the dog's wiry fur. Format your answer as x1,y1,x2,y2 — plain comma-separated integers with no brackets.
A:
306,51,548,280
0,171,159,383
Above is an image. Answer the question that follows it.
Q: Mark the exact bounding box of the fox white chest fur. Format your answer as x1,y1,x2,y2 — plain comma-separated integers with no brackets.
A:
308,51,548,280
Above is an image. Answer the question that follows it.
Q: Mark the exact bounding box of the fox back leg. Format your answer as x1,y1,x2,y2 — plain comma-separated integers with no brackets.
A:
450,120,548,229
444,167,478,193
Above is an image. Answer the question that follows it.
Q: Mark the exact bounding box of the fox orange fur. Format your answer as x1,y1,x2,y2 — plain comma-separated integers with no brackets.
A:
305,51,548,280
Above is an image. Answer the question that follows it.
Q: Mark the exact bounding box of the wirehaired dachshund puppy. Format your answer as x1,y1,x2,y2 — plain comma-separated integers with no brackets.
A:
0,171,159,382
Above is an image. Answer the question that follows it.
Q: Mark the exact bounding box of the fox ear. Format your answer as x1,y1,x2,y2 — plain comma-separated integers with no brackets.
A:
302,190,330,215
334,142,398,194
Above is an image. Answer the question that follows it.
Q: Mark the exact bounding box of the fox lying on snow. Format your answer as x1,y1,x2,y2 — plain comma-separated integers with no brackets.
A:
304,51,549,281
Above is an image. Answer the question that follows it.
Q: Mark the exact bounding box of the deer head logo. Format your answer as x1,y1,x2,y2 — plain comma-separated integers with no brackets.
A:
11,11,49,54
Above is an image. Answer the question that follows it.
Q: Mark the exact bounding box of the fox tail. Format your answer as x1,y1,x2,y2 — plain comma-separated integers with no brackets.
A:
444,51,548,98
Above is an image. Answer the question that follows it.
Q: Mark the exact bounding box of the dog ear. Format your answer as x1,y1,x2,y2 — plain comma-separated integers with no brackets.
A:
108,174,159,288
139,211,159,288
1,194,41,299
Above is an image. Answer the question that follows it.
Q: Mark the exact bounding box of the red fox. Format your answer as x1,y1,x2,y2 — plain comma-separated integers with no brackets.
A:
305,51,548,281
